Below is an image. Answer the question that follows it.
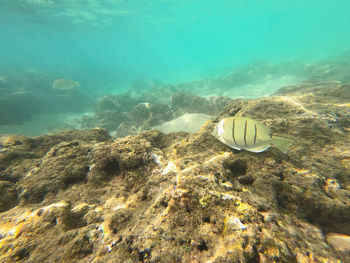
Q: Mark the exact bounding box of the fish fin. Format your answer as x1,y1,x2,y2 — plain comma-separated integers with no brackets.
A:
231,146,241,151
220,137,241,151
270,136,292,154
246,144,271,153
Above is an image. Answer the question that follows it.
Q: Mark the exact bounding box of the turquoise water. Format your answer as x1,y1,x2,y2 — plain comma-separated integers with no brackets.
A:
0,0,350,134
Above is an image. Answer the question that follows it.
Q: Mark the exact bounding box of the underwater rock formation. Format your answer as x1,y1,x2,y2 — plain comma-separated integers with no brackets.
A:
81,94,140,131
114,103,175,138
170,92,232,116
84,91,232,138
170,56,350,99
0,81,350,262
81,83,182,133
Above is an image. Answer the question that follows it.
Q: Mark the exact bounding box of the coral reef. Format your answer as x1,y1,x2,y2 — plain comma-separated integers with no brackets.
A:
0,81,349,262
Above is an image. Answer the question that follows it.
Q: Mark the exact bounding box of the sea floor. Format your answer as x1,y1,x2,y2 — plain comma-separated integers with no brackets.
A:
0,79,350,262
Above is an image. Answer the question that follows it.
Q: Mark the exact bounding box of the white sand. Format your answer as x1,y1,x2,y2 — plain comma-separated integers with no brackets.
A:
153,113,214,134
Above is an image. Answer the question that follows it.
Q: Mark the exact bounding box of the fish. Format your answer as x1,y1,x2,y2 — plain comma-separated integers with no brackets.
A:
52,79,80,91
211,116,292,153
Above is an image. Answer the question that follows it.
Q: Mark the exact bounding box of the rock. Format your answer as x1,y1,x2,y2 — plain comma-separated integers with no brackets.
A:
82,94,140,131
83,89,231,137
327,233,350,253
171,92,231,116
0,181,18,212
138,83,179,104
1,81,350,262
128,103,151,123
0,129,111,183
114,103,174,138
147,103,174,126
106,208,132,233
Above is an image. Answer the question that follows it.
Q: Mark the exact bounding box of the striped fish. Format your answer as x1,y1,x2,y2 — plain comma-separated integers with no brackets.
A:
53,79,80,90
211,116,292,153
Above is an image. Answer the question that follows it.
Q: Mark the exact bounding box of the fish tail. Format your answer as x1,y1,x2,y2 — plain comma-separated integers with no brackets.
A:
270,136,292,154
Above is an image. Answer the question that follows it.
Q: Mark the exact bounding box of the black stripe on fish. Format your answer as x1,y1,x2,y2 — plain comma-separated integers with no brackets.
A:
232,118,238,146
254,124,257,146
244,120,247,147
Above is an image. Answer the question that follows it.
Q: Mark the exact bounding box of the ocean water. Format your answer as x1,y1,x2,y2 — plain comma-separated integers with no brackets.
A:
0,0,350,135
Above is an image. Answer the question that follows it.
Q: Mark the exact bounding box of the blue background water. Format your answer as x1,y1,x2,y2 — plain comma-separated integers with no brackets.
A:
0,0,350,134
1,0,350,91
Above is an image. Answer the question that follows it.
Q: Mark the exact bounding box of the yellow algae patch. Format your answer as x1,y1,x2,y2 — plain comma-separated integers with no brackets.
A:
220,181,233,190
0,221,26,257
293,168,310,175
0,203,69,261
263,246,281,259
72,203,95,212
297,255,340,263
325,178,341,189
335,103,350,107
104,196,127,210
0,136,19,147
235,201,252,215
0,203,67,249
206,237,226,262
295,249,314,263
199,195,213,208
293,168,320,178
175,186,190,195
95,207,103,212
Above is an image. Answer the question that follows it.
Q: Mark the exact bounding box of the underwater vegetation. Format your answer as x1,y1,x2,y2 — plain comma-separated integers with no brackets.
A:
0,80,350,262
